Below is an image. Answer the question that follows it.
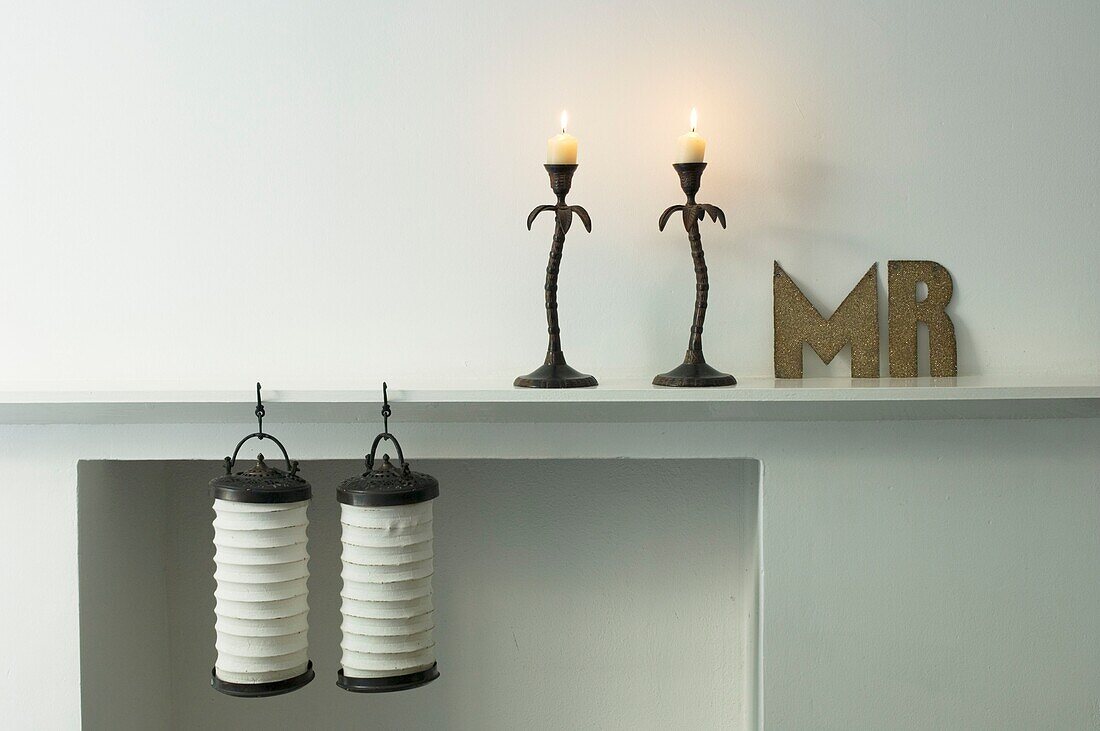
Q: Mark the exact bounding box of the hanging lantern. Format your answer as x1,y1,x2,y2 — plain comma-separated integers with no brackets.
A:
209,384,314,697
336,383,440,692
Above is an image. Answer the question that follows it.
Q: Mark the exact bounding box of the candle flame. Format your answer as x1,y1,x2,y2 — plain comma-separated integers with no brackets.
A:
560,110,568,134
690,107,698,133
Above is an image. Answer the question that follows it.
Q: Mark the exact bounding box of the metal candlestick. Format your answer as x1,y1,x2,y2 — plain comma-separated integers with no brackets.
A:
514,163,598,388
653,162,736,387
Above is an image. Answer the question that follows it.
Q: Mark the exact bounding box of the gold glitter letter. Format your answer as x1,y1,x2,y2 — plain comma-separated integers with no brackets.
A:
773,262,880,378
887,260,957,377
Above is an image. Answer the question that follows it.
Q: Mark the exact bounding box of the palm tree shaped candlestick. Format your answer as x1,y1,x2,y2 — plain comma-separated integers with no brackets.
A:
653,162,736,387
514,164,597,388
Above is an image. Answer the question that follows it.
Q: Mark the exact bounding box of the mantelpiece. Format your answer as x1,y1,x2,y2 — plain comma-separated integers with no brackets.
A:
4,376,1100,729
2,376,1098,425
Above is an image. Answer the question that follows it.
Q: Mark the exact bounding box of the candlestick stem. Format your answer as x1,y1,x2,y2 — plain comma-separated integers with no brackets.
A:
543,221,566,360
686,224,708,358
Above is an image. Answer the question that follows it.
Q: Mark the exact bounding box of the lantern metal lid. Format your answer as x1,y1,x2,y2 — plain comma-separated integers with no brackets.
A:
209,383,312,504
337,452,439,507
211,452,311,504
338,383,439,507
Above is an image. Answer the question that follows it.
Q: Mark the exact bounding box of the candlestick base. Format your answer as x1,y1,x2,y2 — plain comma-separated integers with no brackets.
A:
653,358,736,388
515,361,598,389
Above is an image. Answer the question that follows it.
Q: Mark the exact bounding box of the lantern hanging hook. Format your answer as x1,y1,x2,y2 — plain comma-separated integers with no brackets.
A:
381,381,391,434
255,382,266,438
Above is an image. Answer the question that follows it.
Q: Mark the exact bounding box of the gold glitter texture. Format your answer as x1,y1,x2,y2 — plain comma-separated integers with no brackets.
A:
887,260,957,377
773,262,880,378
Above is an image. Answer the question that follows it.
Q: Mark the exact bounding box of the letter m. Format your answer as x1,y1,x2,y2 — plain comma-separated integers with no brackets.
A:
773,262,879,378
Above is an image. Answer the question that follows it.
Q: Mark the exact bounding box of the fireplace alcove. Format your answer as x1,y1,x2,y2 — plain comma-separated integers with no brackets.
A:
78,458,761,729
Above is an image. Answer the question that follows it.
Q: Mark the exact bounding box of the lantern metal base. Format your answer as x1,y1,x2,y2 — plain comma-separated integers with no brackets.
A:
653,359,736,387
337,664,440,693
211,661,315,698
514,361,598,389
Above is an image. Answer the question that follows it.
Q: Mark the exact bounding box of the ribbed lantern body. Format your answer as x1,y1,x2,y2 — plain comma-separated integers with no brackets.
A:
213,499,310,686
340,501,436,680
337,452,440,692
210,454,314,697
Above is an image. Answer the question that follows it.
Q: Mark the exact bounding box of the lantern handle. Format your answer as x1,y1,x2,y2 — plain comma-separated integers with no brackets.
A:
224,432,298,476
366,432,408,473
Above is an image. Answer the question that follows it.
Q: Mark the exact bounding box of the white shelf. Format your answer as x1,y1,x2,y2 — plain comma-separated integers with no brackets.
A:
0,376,1098,424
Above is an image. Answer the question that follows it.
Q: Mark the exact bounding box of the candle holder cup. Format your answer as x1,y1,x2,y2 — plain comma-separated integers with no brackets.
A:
514,164,598,388
653,162,736,387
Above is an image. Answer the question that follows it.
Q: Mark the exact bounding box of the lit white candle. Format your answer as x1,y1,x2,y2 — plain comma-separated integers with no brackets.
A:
676,108,706,163
546,110,578,164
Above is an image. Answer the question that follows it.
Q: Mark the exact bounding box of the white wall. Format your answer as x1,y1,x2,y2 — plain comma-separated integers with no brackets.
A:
2,2,1099,388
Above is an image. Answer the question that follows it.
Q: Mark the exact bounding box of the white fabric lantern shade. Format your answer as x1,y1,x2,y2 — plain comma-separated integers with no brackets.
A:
337,445,441,692
209,447,315,698
340,501,436,681
213,500,310,685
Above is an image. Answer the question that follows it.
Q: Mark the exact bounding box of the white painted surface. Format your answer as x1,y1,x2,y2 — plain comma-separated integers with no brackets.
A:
0,376,1098,424
1,2,1099,388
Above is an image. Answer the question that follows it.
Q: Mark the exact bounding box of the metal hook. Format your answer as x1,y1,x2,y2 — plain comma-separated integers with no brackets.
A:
255,382,266,439
381,381,391,434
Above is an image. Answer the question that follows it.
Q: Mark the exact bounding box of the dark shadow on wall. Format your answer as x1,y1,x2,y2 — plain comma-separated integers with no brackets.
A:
78,459,761,731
